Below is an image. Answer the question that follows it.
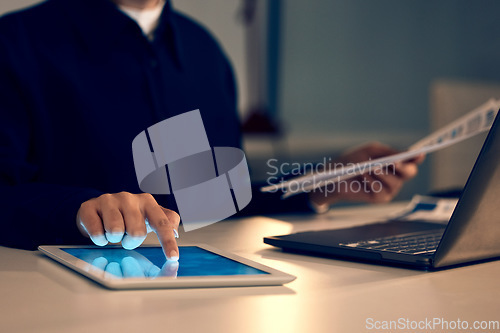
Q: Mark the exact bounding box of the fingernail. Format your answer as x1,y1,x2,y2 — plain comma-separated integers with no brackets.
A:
167,250,179,261
106,232,124,243
90,234,108,247
121,235,146,250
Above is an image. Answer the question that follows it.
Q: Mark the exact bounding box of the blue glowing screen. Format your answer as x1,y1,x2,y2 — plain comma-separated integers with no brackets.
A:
63,246,268,279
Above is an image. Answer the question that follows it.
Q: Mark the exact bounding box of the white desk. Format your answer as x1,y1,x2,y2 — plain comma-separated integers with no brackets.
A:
1,202,499,333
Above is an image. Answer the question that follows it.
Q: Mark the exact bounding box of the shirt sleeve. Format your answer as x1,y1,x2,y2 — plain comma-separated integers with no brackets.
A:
238,183,314,217
0,26,101,250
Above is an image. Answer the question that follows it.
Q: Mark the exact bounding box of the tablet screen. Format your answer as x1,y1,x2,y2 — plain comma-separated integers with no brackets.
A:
63,246,268,279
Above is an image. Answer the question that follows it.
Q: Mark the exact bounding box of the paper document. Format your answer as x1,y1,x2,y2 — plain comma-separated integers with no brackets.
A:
387,195,458,224
261,99,500,198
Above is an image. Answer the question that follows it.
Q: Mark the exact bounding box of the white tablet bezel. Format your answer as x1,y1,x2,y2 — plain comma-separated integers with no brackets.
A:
38,244,295,289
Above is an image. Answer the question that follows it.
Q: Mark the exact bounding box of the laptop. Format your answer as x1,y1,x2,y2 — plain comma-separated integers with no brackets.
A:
264,111,500,270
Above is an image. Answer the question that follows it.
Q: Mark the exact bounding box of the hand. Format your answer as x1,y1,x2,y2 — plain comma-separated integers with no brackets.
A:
309,142,424,208
77,192,180,260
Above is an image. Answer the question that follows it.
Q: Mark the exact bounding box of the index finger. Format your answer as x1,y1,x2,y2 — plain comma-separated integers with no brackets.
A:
144,203,180,261
408,153,426,164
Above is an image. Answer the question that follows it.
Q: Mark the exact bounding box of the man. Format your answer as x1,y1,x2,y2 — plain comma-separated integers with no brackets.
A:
0,0,421,259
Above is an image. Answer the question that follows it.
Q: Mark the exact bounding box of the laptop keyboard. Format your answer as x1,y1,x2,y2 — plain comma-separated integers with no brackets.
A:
340,231,444,255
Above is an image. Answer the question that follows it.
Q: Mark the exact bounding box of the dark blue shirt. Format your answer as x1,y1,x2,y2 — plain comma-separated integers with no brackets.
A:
0,0,311,250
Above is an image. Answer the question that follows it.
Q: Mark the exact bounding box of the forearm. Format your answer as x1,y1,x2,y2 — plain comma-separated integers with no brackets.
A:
236,183,315,217
0,183,103,250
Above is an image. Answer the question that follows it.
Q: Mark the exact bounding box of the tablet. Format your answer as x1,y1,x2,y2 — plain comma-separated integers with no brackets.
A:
38,244,295,289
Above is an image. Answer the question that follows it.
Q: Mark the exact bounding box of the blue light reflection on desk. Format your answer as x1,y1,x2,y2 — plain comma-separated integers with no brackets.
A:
63,246,268,279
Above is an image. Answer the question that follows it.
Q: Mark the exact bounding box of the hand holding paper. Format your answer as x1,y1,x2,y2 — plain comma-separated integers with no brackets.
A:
261,99,500,200
308,143,424,207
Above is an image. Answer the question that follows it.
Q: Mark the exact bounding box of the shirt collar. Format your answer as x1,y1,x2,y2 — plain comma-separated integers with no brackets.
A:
56,0,183,68
118,0,165,40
